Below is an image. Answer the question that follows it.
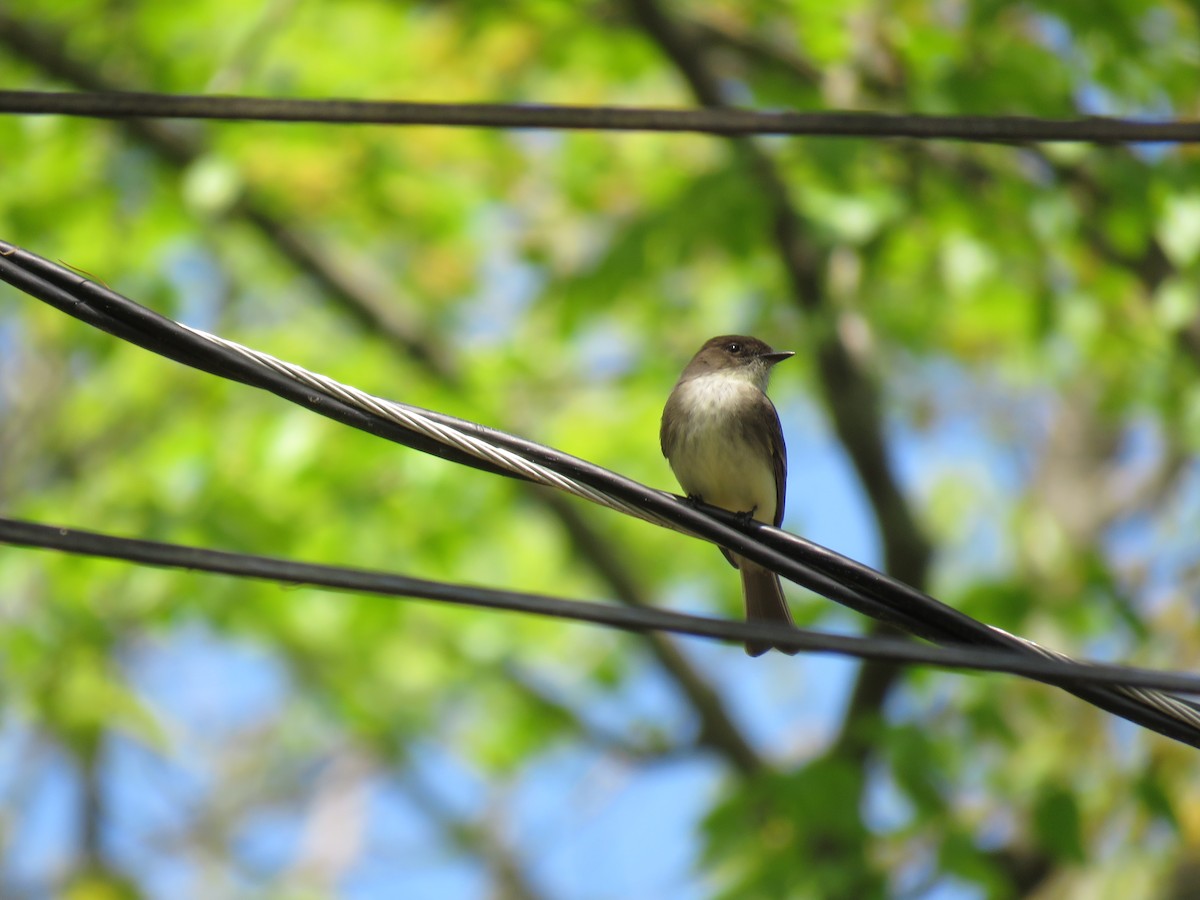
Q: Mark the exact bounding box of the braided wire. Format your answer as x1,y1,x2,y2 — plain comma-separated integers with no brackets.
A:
182,325,681,531
994,626,1200,730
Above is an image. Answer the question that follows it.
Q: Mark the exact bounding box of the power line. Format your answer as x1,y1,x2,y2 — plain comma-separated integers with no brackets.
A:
1,89,1199,144
4,515,1200,695
3,239,1200,747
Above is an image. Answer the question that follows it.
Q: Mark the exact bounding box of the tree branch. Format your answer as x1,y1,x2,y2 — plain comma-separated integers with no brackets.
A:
541,491,763,773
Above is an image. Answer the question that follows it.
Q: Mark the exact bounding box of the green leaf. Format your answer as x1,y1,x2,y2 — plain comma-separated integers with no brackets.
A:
1033,788,1086,863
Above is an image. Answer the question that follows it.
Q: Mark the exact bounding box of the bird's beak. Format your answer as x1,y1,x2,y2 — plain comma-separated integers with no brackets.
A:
761,350,795,365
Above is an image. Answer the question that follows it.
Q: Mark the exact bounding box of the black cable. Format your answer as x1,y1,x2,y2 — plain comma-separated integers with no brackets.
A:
4,515,1200,694
3,240,1200,747
1,89,1200,144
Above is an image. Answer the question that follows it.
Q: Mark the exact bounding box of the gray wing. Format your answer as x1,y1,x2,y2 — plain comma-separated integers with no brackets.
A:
767,396,787,528
659,389,679,460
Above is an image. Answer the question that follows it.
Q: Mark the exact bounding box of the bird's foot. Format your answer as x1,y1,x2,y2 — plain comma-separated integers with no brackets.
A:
735,506,759,526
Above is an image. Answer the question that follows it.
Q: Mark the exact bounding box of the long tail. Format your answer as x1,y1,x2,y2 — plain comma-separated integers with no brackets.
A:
740,562,796,657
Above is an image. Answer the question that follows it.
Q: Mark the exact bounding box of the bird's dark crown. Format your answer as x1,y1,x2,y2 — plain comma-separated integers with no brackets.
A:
696,335,777,361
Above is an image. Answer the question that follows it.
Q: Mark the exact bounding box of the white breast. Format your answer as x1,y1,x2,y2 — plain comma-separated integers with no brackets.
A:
667,373,778,523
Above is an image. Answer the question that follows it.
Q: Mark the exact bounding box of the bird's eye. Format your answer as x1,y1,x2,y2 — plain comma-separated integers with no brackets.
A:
727,342,742,354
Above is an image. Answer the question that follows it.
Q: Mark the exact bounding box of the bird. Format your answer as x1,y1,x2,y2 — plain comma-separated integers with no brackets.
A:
660,335,796,656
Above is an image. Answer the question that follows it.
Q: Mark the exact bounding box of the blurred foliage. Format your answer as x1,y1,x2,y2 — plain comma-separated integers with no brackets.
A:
3,0,1200,897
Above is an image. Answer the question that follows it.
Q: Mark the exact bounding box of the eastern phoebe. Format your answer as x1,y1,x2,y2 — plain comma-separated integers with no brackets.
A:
661,335,796,656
